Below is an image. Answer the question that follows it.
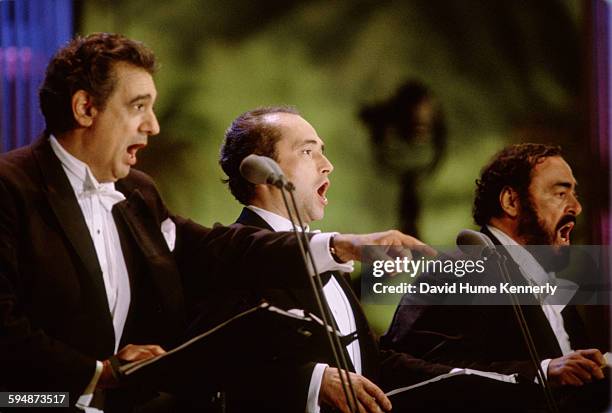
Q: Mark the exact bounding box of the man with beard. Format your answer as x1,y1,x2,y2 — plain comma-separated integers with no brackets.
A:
381,143,608,411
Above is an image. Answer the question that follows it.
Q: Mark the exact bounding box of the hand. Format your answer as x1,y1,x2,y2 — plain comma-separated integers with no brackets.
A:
333,230,437,263
547,349,605,387
319,367,392,413
97,344,166,389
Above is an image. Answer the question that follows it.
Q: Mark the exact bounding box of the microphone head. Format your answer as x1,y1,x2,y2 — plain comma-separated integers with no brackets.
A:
240,154,281,186
262,156,285,179
456,229,495,257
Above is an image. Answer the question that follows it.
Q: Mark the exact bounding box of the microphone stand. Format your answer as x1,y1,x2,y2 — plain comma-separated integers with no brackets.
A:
271,176,360,413
484,247,558,413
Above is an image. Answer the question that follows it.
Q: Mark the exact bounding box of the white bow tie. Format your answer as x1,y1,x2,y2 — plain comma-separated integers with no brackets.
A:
80,185,126,212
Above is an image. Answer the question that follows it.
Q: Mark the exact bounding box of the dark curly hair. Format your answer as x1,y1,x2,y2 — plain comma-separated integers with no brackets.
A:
473,143,562,226
219,106,299,205
39,32,156,135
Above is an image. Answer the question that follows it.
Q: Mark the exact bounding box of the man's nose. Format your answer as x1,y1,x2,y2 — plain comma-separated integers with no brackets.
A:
320,154,333,174
568,193,582,216
143,111,160,136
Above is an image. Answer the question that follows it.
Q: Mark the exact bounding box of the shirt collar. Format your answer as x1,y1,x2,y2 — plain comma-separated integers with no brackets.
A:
487,226,578,306
247,205,312,232
49,135,117,195
487,224,552,286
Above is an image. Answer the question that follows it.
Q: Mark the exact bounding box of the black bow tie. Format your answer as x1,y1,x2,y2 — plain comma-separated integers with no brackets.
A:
318,272,333,285
339,331,359,346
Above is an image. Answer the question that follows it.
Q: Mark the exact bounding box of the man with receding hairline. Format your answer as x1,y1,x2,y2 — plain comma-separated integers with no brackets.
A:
218,106,454,413
0,34,438,412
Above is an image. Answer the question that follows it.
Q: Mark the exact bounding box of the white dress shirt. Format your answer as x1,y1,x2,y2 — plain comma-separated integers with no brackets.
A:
50,136,177,412
50,137,131,354
487,225,574,379
247,206,358,413
42,144,346,412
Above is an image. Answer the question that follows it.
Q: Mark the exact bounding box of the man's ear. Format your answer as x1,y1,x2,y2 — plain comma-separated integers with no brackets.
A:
499,186,520,218
71,90,98,127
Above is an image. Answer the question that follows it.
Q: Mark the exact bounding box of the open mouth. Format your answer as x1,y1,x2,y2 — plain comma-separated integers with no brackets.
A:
126,143,146,165
557,221,575,245
316,181,329,205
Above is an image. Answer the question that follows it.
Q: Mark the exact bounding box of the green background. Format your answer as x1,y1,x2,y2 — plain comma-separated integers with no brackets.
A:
80,0,589,332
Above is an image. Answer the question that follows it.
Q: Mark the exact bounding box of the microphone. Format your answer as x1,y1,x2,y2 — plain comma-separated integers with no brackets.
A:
239,154,285,187
240,157,359,411
456,229,496,258
456,228,558,412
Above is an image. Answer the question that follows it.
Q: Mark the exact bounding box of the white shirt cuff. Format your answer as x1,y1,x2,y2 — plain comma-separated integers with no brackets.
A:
310,233,354,274
76,360,103,409
535,359,551,384
306,363,328,413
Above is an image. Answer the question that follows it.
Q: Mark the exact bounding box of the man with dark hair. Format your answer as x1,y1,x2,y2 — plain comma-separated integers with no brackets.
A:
382,143,607,410
221,106,299,204
39,33,157,137
0,33,434,412
473,143,564,245
218,107,453,413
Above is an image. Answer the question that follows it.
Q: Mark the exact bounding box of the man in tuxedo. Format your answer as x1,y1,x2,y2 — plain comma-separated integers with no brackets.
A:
381,143,607,410
218,107,454,413
0,34,438,412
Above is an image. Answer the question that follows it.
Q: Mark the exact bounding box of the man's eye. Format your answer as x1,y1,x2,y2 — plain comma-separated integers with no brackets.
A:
558,192,566,198
302,149,313,156
135,104,145,111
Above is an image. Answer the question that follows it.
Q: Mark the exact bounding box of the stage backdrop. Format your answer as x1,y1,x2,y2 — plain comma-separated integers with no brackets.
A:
0,0,73,152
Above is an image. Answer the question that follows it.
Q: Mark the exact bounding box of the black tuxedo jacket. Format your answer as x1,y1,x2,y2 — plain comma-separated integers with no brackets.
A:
236,207,379,373
221,208,452,413
381,227,591,382
0,137,320,411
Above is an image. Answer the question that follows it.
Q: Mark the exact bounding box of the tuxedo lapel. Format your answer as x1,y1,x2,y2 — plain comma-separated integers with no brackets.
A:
481,227,546,300
32,138,115,341
113,190,167,257
236,208,310,309
333,273,379,376
481,227,564,357
235,207,373,374
113,188,185,329
236,207,331,312
236,207,275,231
278,271,360,372
561,305,589,350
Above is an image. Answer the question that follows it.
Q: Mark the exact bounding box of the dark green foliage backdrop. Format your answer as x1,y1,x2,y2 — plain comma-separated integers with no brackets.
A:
81,0,586,331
